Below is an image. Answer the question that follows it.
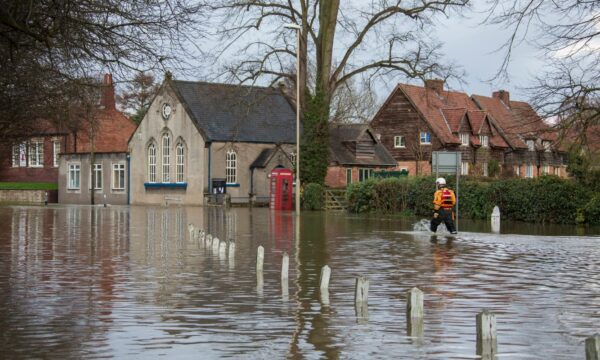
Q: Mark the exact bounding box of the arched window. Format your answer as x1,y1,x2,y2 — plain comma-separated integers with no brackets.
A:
176,142,185,183
148,143,157,183
162,133,171,183
226,150,237,184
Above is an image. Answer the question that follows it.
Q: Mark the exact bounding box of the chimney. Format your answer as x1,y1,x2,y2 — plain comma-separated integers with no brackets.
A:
424,79,444,94
493,90,510,107
101,73,116,110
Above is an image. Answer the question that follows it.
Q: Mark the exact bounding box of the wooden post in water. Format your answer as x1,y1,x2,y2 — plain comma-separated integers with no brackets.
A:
281,252,289,282
406,287,424,318
320,265,331,306
354,276,369,322
256,246,264,273
491,206,500,233
476,310,498,360
587,334,600,360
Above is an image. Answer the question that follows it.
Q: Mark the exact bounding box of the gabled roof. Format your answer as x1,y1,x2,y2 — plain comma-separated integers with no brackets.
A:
170,80,296,143
466,110,486,134
329,124,396,167
441,108,466,132
250,146,292,169
398,84,481,145
472,94,557,150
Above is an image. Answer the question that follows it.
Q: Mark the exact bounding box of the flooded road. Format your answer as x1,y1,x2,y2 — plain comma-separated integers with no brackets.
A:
0,205,598,359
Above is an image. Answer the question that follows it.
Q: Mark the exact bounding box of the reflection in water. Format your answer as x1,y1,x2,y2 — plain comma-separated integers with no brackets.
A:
0,207,598,359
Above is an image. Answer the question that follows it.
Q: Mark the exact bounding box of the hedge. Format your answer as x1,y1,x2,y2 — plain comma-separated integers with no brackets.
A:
345,175,600,225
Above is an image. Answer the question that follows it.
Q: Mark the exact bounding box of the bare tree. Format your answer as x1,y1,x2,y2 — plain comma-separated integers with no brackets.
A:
0,0,205,140
487,0,600,149
118,72,160,124
204,0,469,183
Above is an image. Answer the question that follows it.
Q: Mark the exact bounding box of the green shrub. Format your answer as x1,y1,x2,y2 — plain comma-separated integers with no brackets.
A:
302,183,324,210
345,175,598,225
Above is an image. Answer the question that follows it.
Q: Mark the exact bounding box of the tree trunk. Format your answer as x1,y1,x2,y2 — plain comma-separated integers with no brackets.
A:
315,0,340,110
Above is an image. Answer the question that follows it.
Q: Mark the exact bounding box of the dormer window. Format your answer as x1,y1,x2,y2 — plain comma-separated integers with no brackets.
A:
480,135,489,148
543,141,552,152
527,139,535,151
460,133,469,146
420,132,431,145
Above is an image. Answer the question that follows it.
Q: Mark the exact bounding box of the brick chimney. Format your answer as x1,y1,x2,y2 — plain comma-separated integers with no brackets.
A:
492,90,510,106
101,73,116,110
424,79,444,94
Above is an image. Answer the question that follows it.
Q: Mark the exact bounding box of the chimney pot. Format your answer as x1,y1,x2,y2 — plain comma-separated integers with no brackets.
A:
493,90,510,106
424,79,444,94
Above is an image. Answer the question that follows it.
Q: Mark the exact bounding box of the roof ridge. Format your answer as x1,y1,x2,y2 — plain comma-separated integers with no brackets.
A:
172,79,275,91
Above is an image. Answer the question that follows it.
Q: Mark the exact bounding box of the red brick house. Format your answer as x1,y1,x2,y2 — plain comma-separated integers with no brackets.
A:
370,80,510,176
472,91,567,177
325,124,396,188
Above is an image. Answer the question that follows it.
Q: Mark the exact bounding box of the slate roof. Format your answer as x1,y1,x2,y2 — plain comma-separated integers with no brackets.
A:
329,124,396,167
171,81,296,143
472,94,557,150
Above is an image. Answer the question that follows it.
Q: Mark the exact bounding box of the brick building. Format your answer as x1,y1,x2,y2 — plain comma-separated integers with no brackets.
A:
370,80,567,177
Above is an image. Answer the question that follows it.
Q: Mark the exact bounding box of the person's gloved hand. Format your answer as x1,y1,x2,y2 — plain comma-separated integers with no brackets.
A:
433,212,439,219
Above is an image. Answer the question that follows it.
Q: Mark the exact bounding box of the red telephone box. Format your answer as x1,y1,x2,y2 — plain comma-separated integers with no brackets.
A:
269,168,294,210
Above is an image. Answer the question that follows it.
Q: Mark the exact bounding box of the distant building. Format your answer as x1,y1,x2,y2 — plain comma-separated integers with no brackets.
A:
57,74,136,205
128,79,296,206
325,124,396,188
370,79,567,177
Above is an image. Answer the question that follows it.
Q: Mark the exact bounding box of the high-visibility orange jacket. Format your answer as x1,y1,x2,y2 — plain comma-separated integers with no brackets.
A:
433,188,456,210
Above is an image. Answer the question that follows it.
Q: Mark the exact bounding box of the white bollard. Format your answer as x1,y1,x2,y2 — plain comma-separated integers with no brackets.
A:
587,334,600,360
320,265,331,289
476,310,497,340
219,239,227,258
256,246,264,273
354,276,369,305
228,241,235,261
407,287,424,319
205,234,212,248
281,252,289,282
188,224,195,240
491,206,500,233
212,237,220,253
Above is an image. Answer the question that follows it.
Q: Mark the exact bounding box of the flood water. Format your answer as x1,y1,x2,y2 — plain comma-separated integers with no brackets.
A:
0,205,598,359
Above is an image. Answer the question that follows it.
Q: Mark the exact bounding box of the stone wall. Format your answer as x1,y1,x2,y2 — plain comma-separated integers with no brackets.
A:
0,189,56,204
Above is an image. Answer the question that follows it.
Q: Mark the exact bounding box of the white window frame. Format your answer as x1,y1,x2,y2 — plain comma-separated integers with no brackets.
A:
53,140,61,167
527,139,535,151
226,150,237,184
12,145,19,167
148,143,157,183
543,165,550,175
554,167,561,176
480,135,489,148
526,164,534,178
68,163,81,190
419,132,431,145
515,165,521,177
112,163,126,191
461,161,469,175
358,168,372,182
394,135,405,148
91,163,103,190
28,139,44,168
543,141,552,152
482,161,489,177
176,142,185,183
460,133,469,146
346,168,352,185
162,134,171,183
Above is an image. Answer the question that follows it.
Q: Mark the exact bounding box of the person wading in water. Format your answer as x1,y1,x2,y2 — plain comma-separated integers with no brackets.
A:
430,177,457,234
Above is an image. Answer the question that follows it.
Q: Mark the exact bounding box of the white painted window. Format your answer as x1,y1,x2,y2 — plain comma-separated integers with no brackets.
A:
482,161,489,176
68,164,81,189
162,134,171,183
461,161,469,175
543,165,550,175
346,168,352,185
359,168,372,182
148,143,156,183
53,140,61,167
419,132,431,145
92,164,102,190
543,141,552,152
480,135,489,148
112,163,126,190
515,165,521,177
460,133,469,146
394,135,405,148
18,143,27,166
11,145,19,167
176,143,185,183
28,139,43,167
226,150,237,184
526,164,533,178
554,167,561,176
527,139,535,151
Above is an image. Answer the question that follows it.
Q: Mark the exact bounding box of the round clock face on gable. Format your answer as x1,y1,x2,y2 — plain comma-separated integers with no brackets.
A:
162,103,172,120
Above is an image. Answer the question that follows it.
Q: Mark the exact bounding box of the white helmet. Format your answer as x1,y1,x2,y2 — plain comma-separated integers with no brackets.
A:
436,177,446,186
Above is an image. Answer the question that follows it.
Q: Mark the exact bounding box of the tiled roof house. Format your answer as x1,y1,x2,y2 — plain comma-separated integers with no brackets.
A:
370,79,511,176
325,123,396,187
472,91,567,177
